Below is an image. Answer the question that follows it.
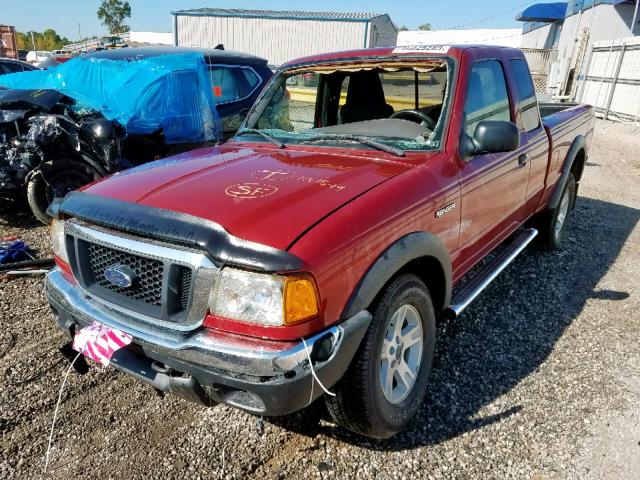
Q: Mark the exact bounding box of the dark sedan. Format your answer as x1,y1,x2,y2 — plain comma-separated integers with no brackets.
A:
0,58,39,75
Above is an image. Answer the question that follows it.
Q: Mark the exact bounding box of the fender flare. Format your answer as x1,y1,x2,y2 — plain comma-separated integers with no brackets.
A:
36,156,108,180
79,153,109,177
548,135,586,210
25,157,106,188
341,231,452,319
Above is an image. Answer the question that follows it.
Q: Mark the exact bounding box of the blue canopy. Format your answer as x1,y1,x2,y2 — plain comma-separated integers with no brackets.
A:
516,2,567,22
0,53,221,144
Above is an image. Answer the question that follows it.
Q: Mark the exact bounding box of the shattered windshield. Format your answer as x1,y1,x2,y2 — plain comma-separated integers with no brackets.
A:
240,58,453,152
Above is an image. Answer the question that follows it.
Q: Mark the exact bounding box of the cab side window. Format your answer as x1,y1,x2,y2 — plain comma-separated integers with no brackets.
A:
463,60,510,137
510,59,540,132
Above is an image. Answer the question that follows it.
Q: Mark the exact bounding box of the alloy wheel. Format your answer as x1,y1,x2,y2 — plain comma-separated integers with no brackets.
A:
379,304,424,404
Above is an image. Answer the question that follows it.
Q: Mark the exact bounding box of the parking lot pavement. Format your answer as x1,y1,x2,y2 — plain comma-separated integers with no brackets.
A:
0,119,638,479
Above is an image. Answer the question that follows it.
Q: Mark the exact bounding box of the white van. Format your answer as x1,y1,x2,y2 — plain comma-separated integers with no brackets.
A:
25,51,53,64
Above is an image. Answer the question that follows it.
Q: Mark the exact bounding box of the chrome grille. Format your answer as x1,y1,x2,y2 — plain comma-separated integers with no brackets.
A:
178,267,192,311
64,221,218,330
75,239,195,321
86,243,165,306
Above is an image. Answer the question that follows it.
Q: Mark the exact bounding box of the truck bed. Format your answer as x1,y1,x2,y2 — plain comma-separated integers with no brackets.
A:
538,101,595,212
539,102,580,119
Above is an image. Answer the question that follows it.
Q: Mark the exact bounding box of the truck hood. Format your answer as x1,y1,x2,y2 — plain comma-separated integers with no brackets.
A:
84,144,412,250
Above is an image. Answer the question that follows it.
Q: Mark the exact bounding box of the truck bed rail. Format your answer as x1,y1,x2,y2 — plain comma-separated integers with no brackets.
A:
539,102,579,119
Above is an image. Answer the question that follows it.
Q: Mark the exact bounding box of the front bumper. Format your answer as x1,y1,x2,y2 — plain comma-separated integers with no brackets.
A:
46,268,371,416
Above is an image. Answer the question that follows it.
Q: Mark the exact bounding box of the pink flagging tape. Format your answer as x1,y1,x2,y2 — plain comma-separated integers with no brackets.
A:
72,322,132,366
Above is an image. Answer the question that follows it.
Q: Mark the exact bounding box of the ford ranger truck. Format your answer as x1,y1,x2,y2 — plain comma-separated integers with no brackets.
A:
46,45,594,439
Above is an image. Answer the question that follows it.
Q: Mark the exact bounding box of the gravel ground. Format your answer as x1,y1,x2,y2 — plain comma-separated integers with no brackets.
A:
0,119,639,479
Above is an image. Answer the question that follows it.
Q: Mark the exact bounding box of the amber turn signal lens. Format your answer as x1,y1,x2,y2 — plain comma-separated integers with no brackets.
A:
283,275,319,325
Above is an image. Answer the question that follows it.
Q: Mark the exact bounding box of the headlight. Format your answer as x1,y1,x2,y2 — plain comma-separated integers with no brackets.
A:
50,219,69,264
209,268,319,326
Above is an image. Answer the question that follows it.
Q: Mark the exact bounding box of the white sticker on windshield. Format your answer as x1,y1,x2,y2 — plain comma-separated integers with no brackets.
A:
392,45,450,54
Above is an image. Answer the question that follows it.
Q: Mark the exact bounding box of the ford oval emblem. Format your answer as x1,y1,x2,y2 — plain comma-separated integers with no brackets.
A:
104,264,137,288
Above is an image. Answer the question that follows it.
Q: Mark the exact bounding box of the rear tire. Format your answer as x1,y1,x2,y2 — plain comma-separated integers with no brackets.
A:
27,161,100,225
536,172,576,249
325,274,436,439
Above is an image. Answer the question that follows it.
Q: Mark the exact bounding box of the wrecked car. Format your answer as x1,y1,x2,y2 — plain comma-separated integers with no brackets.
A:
0,88,122,223
0,47,272,223
86,47,274,139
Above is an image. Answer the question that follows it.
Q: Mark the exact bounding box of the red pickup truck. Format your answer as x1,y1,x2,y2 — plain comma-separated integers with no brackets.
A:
46,45,594,439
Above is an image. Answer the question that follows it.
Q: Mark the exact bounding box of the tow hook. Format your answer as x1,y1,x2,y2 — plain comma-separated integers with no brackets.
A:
151,361,174,375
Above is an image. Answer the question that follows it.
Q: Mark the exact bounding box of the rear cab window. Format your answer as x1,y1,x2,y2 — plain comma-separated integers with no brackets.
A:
463,60,511,137
338,71,447,123
209,65,261,104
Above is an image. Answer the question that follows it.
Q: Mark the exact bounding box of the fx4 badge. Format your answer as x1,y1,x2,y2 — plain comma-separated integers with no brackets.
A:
435,202,456,218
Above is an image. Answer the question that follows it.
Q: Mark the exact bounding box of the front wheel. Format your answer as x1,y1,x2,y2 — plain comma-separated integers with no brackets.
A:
325,274,436,438
26,161,101,225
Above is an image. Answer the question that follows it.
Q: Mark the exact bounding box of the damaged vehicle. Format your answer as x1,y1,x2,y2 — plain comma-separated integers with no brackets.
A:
46,45,593,438
0,89,122,223
0,47,272,223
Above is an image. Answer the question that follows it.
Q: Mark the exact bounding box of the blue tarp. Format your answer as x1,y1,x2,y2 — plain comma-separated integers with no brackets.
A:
516,3,567,22
0,240,30,264
0,53,221,144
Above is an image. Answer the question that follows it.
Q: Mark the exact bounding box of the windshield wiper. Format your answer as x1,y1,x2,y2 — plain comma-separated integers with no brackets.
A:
298,134,405,157
236,128,285,148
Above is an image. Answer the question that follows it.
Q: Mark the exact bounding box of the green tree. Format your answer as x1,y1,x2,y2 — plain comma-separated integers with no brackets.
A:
16,31,31,50
398,25,409,32
97,0,132,34
418,23,432,31
41,29,64,50
16,29,70,50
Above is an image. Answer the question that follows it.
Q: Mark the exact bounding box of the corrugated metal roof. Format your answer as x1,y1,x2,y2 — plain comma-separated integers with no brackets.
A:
171,8,385,22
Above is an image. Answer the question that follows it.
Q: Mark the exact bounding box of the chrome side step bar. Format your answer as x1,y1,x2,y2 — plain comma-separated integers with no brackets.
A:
444,228,538,318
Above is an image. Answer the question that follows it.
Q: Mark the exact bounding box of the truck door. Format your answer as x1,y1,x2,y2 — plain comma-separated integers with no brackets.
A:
508,58,548,212
456,59,529,270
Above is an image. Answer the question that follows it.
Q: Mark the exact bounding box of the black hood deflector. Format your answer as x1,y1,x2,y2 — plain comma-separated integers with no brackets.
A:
56,191,303,272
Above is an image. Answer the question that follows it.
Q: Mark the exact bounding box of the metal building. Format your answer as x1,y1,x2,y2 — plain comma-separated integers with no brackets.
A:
517,0,640,98
171,8,398,65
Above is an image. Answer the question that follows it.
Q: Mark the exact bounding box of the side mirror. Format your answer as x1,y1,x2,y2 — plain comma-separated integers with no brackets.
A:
465,120,520,158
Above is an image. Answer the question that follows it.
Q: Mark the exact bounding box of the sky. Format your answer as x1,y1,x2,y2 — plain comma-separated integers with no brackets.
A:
2,0,539,40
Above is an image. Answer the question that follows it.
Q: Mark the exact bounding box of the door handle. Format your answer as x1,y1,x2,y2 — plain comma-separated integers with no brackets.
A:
518,153,529,167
